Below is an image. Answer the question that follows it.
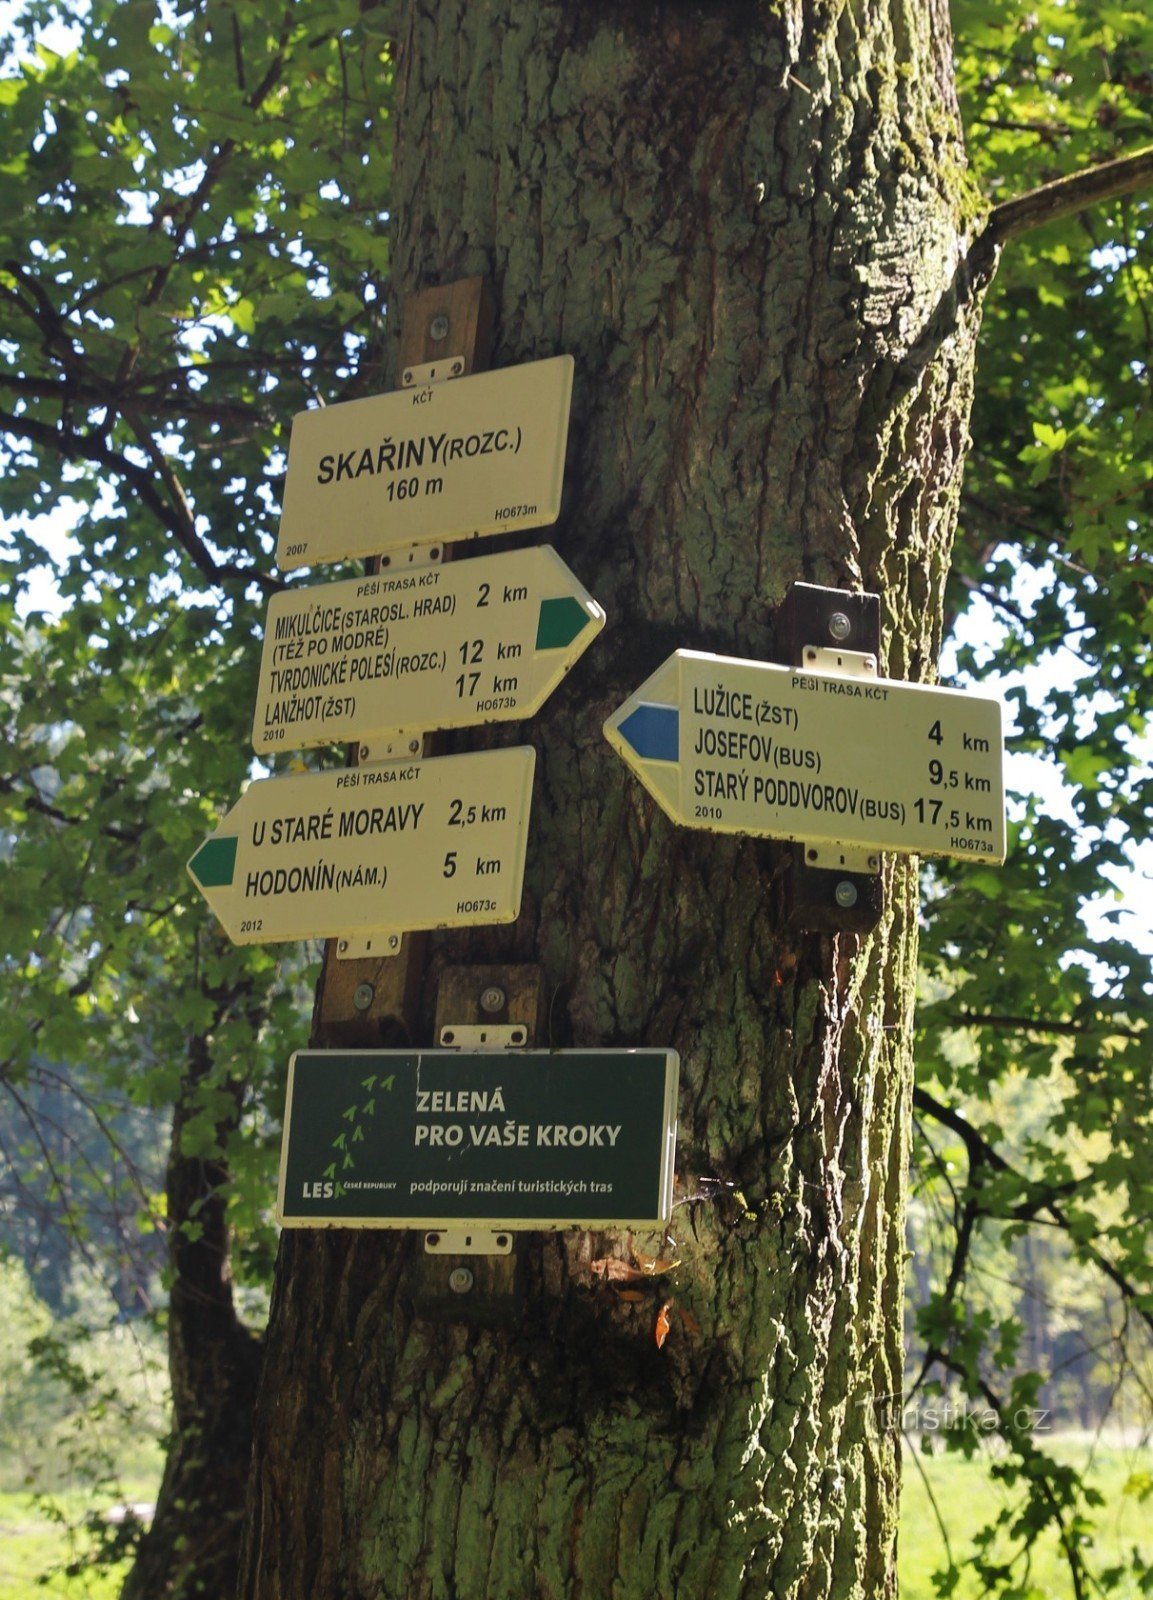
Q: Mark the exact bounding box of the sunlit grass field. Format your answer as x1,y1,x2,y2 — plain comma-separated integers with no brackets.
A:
1,1441,1149,1599
0,1488,152,1600
900,1437,1153,1600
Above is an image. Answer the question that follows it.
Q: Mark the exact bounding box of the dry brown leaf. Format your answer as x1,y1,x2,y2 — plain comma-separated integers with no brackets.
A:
654,1299,673,1349
632,1251,681,1276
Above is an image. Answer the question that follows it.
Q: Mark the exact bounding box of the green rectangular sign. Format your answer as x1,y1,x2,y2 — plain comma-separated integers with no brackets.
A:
277,1049,679,1230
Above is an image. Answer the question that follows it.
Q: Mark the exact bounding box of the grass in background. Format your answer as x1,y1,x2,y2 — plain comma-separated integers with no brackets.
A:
0,1488,156,1600
900,1437,1153,1599
1,1434,1150,1596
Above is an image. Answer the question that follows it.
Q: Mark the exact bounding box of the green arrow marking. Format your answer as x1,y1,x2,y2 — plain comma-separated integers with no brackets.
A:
361,1075,377,1092
188,835,238,889
536,596,589,651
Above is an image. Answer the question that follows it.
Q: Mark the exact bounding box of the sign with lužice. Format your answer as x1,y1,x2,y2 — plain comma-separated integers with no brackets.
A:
604,649,1006,862
186,746,535,944
276,355,574,571
252,546,604,752
277,1048,680,1230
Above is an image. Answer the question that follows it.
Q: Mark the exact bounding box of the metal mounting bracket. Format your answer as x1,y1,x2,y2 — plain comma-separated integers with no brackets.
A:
438,1022,528,1050
799,645,878,680
402,355,466,388
374,542,445,573
356,735,425,766
335,930,402,961
775,582,886,934
423,1228,514,1258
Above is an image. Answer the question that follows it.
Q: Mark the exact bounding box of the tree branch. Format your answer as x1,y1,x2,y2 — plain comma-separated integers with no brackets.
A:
914,1087,1153,1336
940,1009,1143,1042
985,144,1153,248
0,406,284,594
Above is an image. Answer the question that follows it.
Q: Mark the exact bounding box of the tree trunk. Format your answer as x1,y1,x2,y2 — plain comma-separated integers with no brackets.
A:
121,1030,262,1600
240,3,989,1596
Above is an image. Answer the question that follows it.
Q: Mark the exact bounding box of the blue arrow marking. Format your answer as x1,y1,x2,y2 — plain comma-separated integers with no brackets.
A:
619,703,679,762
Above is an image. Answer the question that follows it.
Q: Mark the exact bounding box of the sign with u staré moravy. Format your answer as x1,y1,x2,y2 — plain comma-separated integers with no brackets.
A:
276,355,574,572
277,1048,680,1230
604,650,1006,863
186,747,535,945
253,546,604,753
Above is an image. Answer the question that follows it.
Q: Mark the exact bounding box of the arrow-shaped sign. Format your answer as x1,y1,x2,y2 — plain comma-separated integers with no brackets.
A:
604,650,1006,863
253,546,605,754
188,746,535,945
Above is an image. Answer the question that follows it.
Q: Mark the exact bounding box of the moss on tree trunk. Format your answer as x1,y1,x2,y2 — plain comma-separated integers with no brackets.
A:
240,3,989,1596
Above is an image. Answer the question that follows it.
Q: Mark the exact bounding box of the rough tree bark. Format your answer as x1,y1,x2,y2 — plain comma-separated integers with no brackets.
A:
239,2,989,1596
121,1027,262,1600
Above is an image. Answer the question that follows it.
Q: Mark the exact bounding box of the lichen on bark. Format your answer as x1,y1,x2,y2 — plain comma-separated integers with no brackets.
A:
239,3,991,1597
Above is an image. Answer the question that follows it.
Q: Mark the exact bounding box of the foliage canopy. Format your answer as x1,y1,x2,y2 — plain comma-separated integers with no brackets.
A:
0,1,1150,1595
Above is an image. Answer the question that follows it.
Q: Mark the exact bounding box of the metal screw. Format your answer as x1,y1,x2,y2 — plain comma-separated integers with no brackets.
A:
510,1028,525,1046
480,985,506,1014
828,612,852,642
806,649,817,662
388,934,399,950
835,880,859,909
868,855,880,871
338,940,348,953
359,744,369,760
353,982,375,1011
408,738,420,754
864,655,877,672
402,367,414,386
442,1029,455,1045
448,1267,474,1294
430,313,450,342
450,358,463,375
426,1232,440,1249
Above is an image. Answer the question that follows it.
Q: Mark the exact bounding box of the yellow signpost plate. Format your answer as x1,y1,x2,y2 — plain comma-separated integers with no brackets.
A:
252,546,604,752
604,650,1006,863
187,747,535,945
276,355,574,572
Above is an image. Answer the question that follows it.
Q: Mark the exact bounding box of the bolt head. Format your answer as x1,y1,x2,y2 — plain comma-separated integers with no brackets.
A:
834,880,859,909
353,982,375,1011
448,1267,474,1294
479,985,506,1014
430,313,450,341
828,611,852,642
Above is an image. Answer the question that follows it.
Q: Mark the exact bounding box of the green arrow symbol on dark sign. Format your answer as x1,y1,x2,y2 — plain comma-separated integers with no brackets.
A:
188,836,238,889
536,597,589,651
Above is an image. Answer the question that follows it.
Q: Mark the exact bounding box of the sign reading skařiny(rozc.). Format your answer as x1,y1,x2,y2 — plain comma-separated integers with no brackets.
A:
277,355,574,571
